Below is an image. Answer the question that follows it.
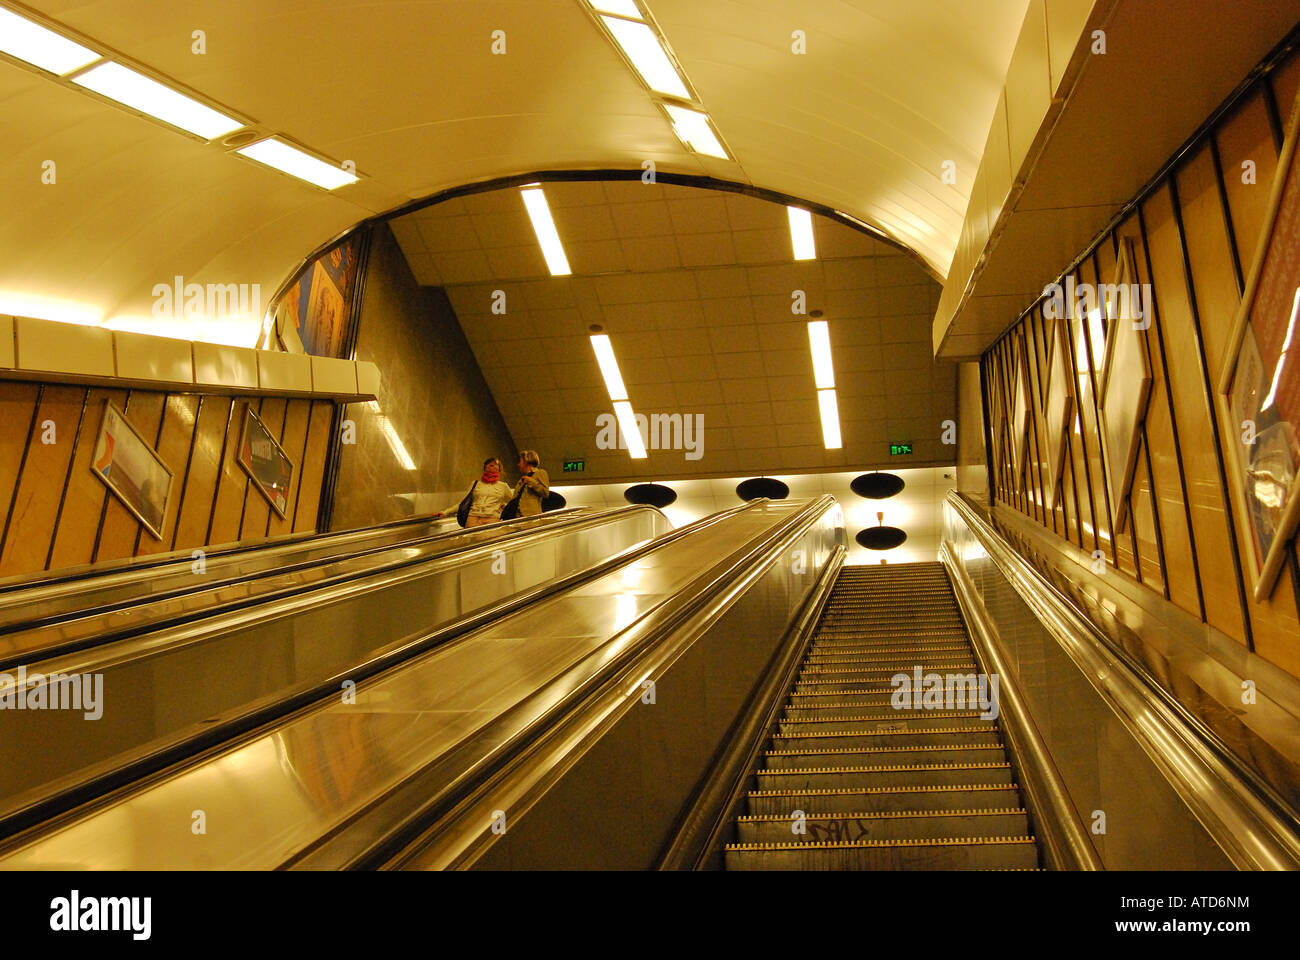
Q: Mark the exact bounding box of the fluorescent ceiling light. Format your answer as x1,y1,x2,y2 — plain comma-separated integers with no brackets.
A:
807,320,835,389
590,334,629,401
236,138,358,189
613,400,649,459
788,207,816,260
589,0,643,17
663,104,727,160
601,16,689,99
521,187,571,276
0,8,99,75
817,388,842,449
72,62,242,140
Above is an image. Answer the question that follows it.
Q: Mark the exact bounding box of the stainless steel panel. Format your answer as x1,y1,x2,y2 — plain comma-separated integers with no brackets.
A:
0,501,828,869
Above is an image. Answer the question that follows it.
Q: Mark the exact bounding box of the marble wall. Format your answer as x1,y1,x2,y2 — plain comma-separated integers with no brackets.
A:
330,224,517,530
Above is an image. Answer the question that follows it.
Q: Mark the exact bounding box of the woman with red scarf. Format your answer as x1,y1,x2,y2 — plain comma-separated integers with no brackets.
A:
436,457,514,527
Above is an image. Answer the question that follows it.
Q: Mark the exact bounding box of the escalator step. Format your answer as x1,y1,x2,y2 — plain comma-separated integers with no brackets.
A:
762,743,1008,768
772,725,1002,750
754,761,1014,790
799,662,978,677
723,835,1039,871
779,712,985,732
735,808,1030,844
745,782,1023,816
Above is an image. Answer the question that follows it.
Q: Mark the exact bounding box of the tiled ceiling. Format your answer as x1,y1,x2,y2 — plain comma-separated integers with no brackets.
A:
390,179,956,483
552,466,957,565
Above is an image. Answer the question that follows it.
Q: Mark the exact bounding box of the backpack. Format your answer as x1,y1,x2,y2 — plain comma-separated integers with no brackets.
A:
456,481,478,527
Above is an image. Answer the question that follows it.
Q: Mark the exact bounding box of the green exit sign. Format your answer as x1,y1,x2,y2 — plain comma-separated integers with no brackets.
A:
890,443,913,456
563,459,585,473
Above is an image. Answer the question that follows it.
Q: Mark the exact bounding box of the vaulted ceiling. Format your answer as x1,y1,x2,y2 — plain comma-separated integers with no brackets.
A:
390,179,954,482
0,0,1030,339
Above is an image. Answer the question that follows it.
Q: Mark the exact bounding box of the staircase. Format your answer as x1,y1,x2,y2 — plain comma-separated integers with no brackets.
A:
724,562,1040,870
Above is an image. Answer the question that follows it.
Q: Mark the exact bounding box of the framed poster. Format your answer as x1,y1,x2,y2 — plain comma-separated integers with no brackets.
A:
1217,92,1300,601
90,402,173,541
1098,238,1153,534
237,405,295,519
1041,316,1076,511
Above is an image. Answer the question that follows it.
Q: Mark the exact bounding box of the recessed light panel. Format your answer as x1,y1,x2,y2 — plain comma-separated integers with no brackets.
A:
73,62,242,140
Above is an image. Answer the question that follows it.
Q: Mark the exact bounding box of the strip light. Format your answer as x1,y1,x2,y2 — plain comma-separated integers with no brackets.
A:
663,104,728,160
817,389,842,449
590,0,644,16
591,334,647,459
788,207,816,260
807,321,835,389
0,7,99,75
72,62,242,140
521,186,572,276
236,138,358,190
600,15,690,99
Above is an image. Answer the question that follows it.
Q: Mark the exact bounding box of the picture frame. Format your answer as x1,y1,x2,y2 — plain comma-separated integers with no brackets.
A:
1098,237,1153,534
1041,316,1076,511
90,401,173,542
237,404,295,519
1216,91,1300,601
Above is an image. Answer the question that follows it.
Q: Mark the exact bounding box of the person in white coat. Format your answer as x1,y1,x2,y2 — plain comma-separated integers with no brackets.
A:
437,457,514,527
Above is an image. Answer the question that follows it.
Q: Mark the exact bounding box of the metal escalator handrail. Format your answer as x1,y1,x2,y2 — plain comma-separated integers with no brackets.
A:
655,544,846,870
0,507,588,632
0,508,455,596
941,538,1102,871
0,500,740,847
945,490,1300,871
299,495,843,870
0,507,603,671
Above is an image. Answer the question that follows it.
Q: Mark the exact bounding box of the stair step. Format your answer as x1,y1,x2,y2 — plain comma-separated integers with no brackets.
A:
772,724,1002,750
746,782,1024,816
762,743,1008,768
805,648,972,662
780,712,986,732
735,807,1031,844
753,761,1014,790
799,662,978,678
724,835,1039,871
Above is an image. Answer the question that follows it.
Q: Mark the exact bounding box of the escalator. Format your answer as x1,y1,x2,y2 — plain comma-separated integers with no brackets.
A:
724,562,1039,870
0,503,669,840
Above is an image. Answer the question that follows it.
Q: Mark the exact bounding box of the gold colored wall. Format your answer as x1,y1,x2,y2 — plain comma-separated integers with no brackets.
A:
0,383,334,580
983,49,1300,679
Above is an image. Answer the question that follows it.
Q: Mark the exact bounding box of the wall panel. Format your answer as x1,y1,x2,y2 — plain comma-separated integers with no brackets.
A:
980,48,1300,681
47,388,128,571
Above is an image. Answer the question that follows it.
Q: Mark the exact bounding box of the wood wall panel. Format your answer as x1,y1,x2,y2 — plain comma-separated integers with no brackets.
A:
0,382,41,559
982,49,1300,680
0,387,85,576
291,401,334,534
1217,94,1281,271
172,396,231,552
239,397,283,541
268,400,312,539
135,395,200,557
47,389,128,571
95,392,167,563
0,382,337,581
208,400,253,548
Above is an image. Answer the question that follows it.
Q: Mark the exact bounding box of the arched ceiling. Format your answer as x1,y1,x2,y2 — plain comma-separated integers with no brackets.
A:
0,0,1029,341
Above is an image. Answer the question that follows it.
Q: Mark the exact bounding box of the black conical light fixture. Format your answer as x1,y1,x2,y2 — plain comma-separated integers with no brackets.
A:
624,483,677,508
851,470,905,499
736,477,789,501
855,510,907,550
